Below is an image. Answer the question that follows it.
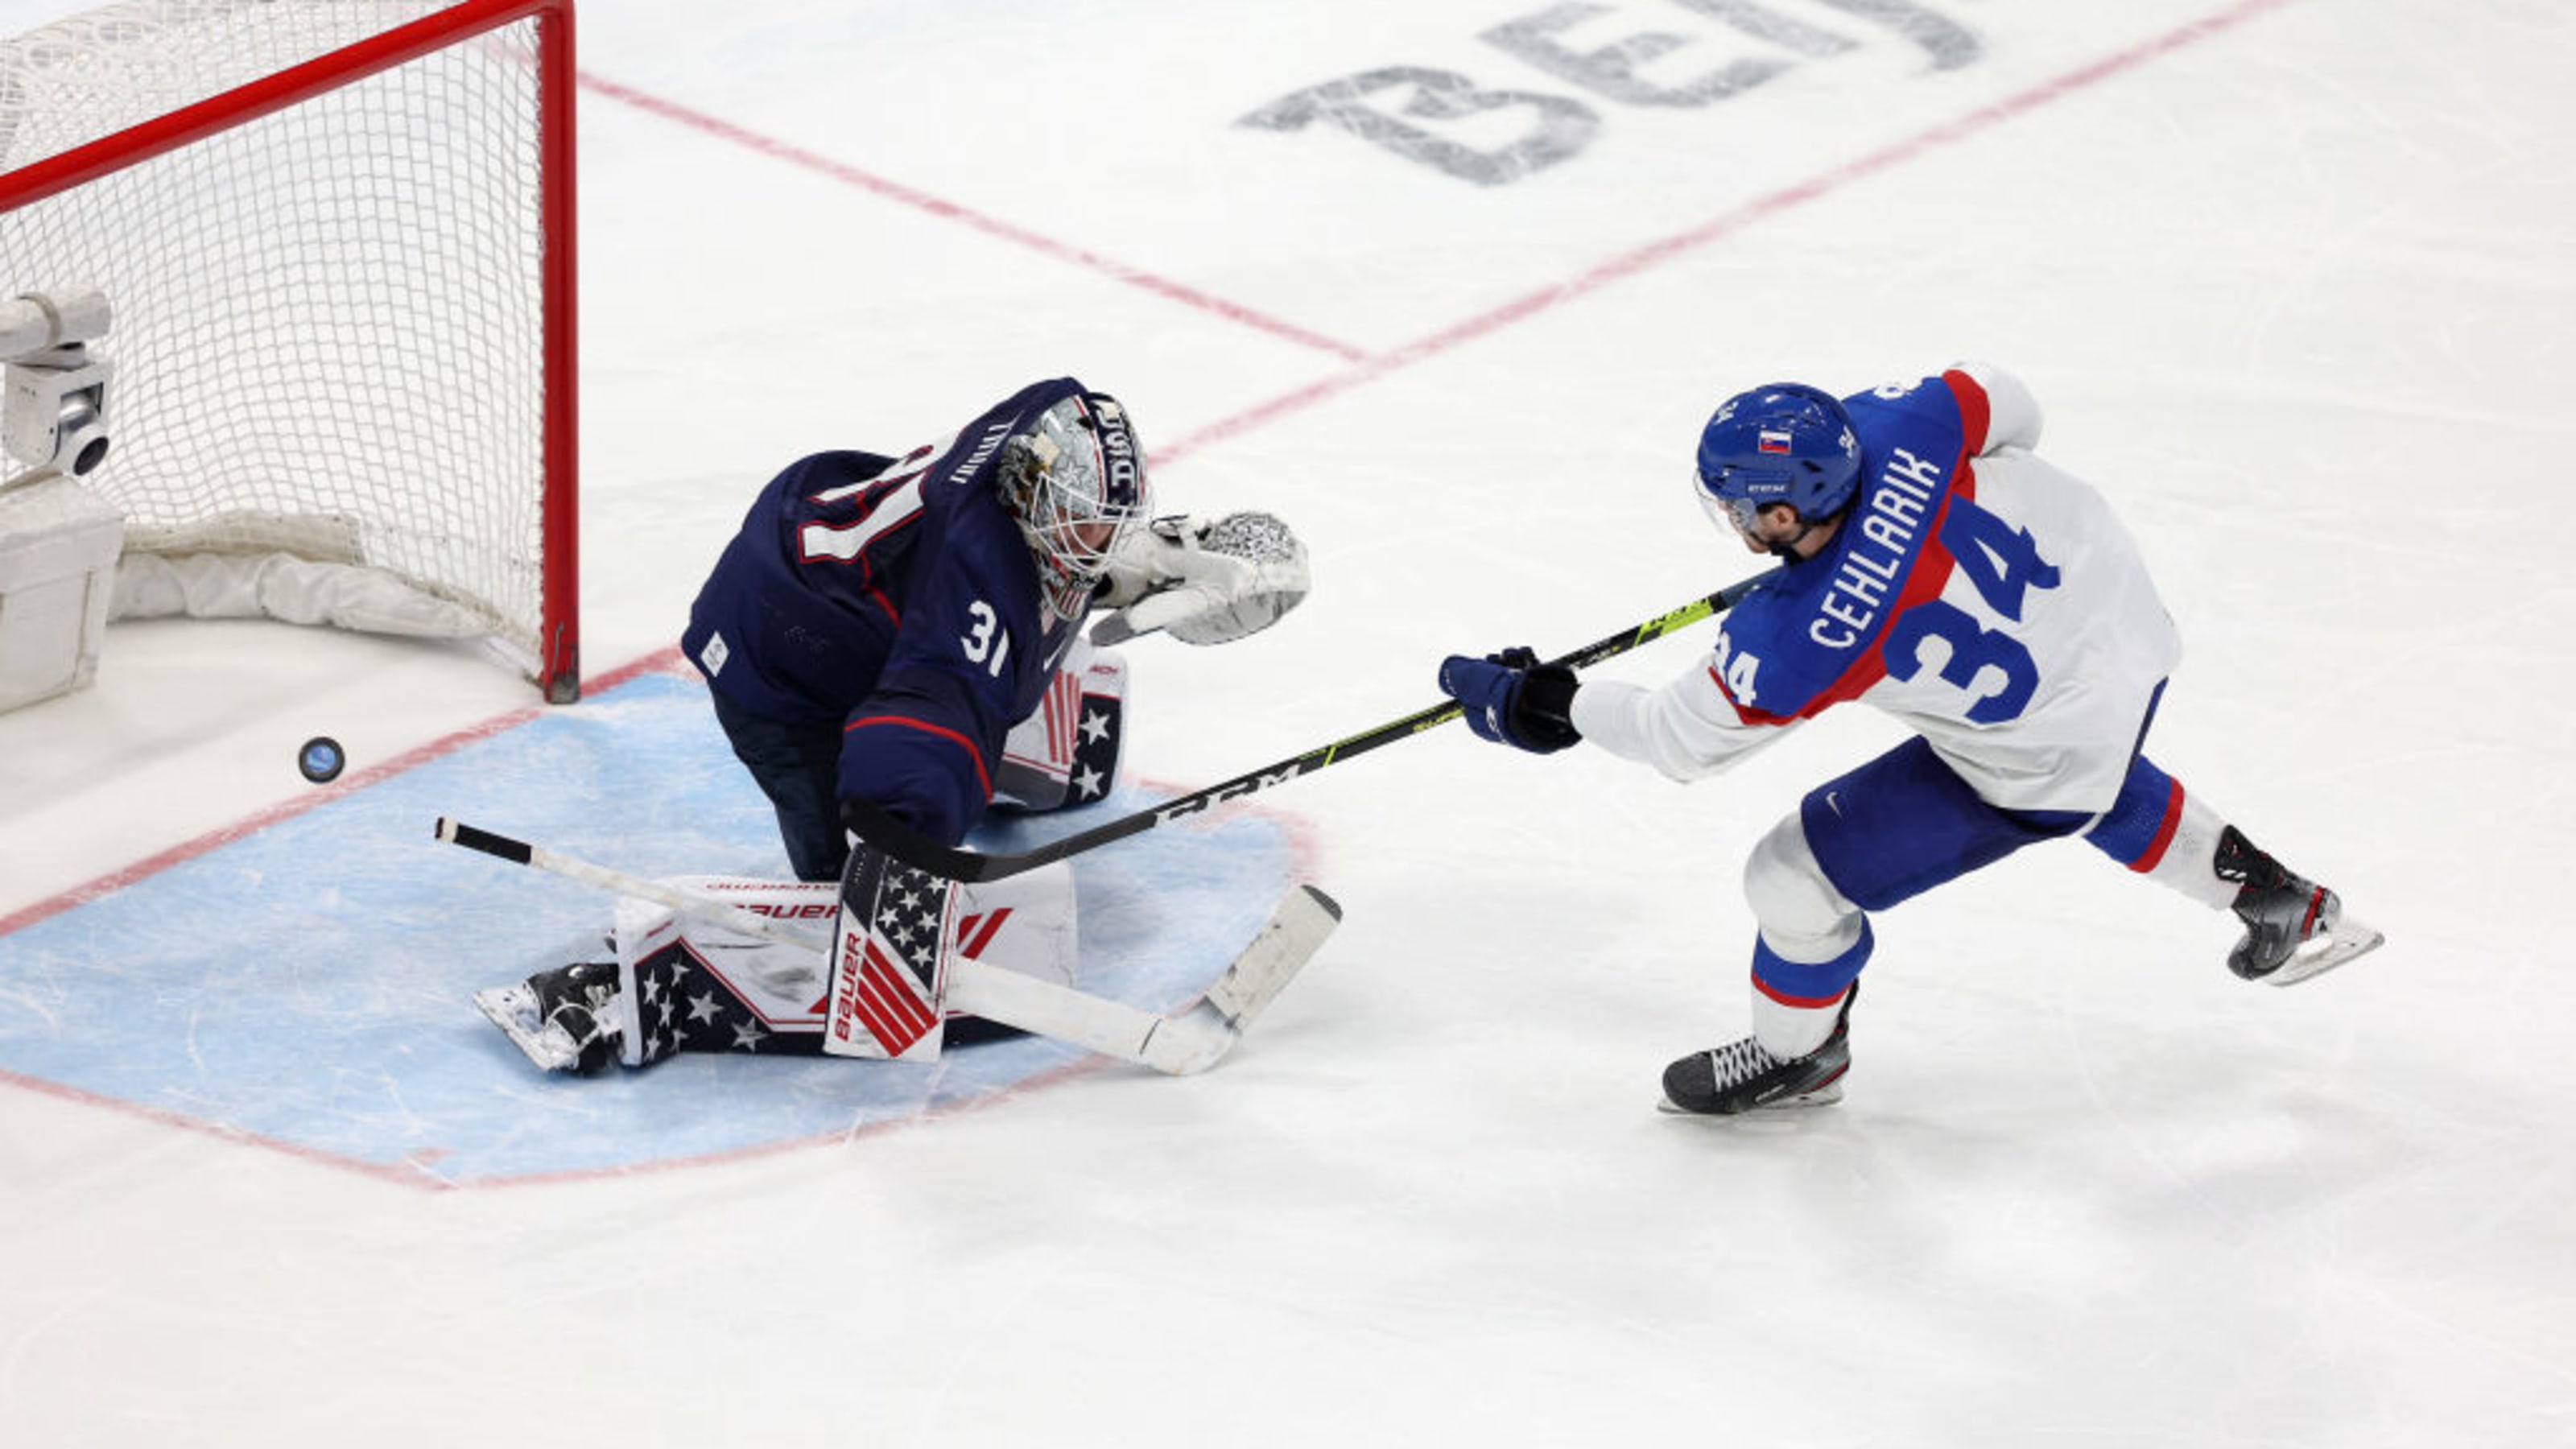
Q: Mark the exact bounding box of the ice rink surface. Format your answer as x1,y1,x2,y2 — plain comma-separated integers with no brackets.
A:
4,0,2574,1443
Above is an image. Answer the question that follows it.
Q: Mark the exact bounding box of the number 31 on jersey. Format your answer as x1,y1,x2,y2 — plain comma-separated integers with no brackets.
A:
961,600,1013,677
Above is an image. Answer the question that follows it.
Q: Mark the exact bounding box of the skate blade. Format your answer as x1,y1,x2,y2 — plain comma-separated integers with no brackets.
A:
473,985,582,1072
1656,1080,1846,1116
2264,914,2385,987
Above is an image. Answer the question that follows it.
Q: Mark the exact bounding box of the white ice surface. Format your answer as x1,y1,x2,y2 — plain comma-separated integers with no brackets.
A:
5,0,2574,1444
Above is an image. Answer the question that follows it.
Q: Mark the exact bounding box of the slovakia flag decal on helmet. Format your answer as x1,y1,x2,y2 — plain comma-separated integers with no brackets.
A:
1757,429,1794,455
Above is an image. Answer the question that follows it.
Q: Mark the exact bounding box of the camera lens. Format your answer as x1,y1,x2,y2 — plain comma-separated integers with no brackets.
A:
56,392,107,476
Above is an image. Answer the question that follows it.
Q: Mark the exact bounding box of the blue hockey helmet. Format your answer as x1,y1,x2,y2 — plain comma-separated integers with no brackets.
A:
1693,383,1861,531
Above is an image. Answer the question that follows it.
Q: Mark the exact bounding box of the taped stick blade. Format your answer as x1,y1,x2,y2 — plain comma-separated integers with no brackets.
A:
1203,884,1341,1032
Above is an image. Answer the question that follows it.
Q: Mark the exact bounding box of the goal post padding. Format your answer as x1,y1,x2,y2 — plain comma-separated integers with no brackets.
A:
0,0,579,700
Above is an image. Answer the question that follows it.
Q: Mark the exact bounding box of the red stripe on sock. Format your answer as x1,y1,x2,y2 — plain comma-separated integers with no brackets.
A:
2129,778,2186,873
1752,973,1849,1011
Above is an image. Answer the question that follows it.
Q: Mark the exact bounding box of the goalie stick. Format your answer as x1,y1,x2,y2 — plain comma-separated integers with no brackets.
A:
845,568,1785,882
434,818,1340,1075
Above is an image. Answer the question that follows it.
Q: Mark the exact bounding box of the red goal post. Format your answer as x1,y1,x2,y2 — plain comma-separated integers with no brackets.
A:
0,0,580,700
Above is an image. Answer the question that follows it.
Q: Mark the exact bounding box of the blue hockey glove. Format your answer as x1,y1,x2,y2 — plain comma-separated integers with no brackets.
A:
1437,646,1582,754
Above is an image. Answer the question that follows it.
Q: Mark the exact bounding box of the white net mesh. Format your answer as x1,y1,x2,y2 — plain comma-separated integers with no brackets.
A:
0,0,559,677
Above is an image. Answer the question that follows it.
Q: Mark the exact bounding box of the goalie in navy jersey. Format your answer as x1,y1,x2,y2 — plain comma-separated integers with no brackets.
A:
684,377,1304,880
1439,364,2380,1117
477,378,1314,1074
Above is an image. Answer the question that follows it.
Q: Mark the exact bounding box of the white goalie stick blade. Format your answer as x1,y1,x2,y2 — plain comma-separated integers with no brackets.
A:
942,884,1342,1075
473,984,584,1073
2263,912,2385,987
943,962,1232,1075
1202,884,1340,1032
1136,883,1342,1073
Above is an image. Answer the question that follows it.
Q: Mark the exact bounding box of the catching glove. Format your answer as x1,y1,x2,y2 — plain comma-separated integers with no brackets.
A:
1092,511,1310,646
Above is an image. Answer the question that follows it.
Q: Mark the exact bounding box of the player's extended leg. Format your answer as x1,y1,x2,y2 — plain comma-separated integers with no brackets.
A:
2083,755,2382,985
1658,813,1865,1114
1662,737,2090,1116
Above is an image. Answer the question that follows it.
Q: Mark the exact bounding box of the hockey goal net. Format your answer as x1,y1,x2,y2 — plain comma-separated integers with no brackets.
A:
0,0,579,700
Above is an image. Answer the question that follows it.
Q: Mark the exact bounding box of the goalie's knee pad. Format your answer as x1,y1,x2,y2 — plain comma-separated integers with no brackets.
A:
993,639,1128,814
1742,812,1865,962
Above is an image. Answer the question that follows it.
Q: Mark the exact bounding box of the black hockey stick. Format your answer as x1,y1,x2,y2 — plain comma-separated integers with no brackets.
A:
844,568,1781,882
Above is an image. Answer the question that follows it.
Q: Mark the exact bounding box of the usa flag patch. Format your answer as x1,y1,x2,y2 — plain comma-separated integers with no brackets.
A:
1758,429,1794,455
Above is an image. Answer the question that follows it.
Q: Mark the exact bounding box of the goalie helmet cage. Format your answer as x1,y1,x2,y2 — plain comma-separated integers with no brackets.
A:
0,0,580,701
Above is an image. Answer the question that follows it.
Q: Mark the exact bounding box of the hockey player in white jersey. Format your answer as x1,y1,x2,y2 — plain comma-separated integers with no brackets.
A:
1437,364,2380,1115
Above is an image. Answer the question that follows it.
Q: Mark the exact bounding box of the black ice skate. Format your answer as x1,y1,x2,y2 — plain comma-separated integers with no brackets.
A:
1659,988,1856,1116
2215,828,2384,986
474,960,624,1074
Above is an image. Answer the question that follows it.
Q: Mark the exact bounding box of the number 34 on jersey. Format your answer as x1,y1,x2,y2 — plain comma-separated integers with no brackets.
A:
1713,492,2066,728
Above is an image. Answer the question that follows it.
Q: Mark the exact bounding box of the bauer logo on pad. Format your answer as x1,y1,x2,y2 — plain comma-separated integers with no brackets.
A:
824,855,953,1060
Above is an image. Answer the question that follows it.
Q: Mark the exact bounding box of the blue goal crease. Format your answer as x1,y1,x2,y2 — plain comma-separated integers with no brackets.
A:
0,669,1312,1187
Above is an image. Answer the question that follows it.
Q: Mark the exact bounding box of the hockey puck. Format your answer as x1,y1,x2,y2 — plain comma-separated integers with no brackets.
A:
297,736,347,784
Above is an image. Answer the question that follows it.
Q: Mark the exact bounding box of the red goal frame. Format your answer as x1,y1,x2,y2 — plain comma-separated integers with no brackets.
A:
0,0,581,701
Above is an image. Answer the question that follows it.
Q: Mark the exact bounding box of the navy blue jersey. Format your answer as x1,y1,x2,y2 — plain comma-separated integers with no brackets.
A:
683,379,1091,846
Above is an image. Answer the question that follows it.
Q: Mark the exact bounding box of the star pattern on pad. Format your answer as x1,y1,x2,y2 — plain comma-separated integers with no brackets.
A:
626,943,809,1063
1068,699,1120,801
869,864,949,993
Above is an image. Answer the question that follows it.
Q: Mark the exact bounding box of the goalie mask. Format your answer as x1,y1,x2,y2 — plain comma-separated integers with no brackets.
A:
999,391,1151,620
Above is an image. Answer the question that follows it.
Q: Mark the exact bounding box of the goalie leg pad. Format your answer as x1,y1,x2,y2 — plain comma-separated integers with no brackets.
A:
824,846,960,1061
600,868,1077,1059
613,878,838,1061
950,861,1080,993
